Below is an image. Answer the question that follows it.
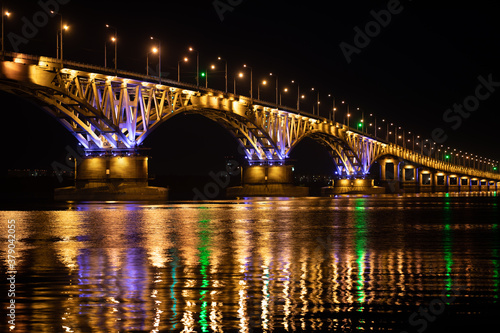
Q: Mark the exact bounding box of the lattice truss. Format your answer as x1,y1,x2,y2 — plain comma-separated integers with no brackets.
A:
344,132,387,174
25,69,381,174
35,71,307,160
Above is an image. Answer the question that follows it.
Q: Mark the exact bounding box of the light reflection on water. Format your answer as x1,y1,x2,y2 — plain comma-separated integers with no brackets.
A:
1,195,499,332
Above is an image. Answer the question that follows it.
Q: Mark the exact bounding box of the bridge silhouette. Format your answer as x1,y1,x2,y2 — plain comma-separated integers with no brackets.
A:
1,52,499,199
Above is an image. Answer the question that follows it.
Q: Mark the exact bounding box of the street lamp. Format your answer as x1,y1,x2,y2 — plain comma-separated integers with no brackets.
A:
1,6,11,54
146,48,155,76
234,72,244,95
51,11,69,62
291,80,300,110
258,79,267,100
280,87,289,105
327,94,336,122
368,113,377,137
150,36,161,83
356,107,365,133
243,64,253,100
177,57,188,82
106,24,117,75
188,46,199,86
217,56,228,93
311,87,320,116
269,73,278,106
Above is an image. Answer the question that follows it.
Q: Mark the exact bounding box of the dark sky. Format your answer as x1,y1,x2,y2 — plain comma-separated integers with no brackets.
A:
2,0,499,176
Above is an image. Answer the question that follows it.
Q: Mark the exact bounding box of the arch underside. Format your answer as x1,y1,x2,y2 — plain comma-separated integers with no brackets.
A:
298,132,365,177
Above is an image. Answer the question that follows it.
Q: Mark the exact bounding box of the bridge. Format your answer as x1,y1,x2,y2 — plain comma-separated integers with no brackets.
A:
1,52,499,199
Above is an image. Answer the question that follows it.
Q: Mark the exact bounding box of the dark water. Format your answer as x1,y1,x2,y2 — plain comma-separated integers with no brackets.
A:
1,193,499,332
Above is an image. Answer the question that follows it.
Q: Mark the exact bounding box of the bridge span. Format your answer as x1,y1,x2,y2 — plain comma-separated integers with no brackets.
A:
1,52,499,199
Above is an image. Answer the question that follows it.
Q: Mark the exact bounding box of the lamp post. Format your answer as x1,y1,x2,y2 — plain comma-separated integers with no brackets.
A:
327,94,336,122
146,49,152,76
243,64,253,100
150,37,161,83
106,24,117,75
291,80,300,110
269,73,278,107
147,47,158,76
217,57,227,93
258,80,267,100
177,57,188,82
234,72,243,95
51,11,68,62
280,87,289,105
311,88,320,116
368,113,377,137
1,6,11,54
356,107,365,133
189,47,199,86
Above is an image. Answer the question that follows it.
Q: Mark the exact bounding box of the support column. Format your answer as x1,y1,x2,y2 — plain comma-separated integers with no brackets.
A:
379,157,401,193
401,165,418,193
435,172,447,193
419,169,433,192
55,155,168,201
488,180,496,192
470,178,480,191
448,174,459,193
480,179,487,192
460,176,470,192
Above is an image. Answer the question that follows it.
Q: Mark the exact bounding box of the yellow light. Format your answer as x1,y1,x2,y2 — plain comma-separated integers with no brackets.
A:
238,72,244,78
111,37,116,42
5,11,11,17
152,47,158,53
63,25,69,30
284,88,288,92
262,80,267,85
211,65,215,69
183,57,188,62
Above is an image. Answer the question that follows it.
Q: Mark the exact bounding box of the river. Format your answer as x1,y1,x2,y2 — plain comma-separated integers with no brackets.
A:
1,193,499,332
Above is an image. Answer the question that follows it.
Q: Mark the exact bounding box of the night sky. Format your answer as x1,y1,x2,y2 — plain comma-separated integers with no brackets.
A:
2,0,499,177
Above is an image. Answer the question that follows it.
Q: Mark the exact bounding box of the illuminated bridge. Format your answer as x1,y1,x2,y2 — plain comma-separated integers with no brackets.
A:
1,52,499,199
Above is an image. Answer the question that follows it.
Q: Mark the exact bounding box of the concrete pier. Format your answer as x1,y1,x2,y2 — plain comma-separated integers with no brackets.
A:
322,179,385,195
55,155,168,201
226,165,308,197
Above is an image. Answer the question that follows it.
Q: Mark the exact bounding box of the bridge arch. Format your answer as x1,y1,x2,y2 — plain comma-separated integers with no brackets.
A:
289,131,365,177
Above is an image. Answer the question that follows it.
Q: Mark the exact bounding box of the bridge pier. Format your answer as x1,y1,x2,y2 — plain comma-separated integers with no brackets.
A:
434,172,448,192
379,157,402,193
401,165,418,193
460,176,470,192
321,178,385,195
55,155,168,201
448,174,460,192
470,178,481,191
226,164,309,197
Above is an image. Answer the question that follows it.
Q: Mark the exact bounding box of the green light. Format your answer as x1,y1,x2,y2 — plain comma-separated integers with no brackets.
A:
358,122,363,128
445,155,450,159
200,72,206,77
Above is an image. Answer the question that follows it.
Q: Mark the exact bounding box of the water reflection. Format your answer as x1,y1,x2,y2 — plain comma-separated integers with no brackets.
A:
0,196,499,332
